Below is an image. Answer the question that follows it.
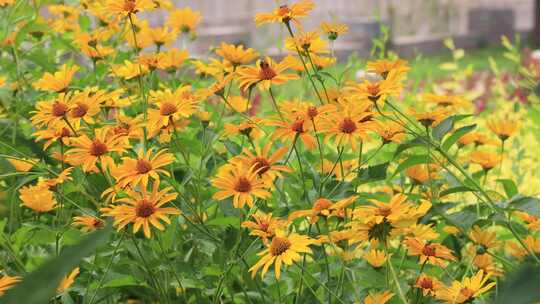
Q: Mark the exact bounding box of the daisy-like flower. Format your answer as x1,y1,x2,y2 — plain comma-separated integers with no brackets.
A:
66,127,129,172
289,196,357,224
321,21,348,40
107,0,155,16
0,0,15,7
33,64,78,93
366,58,410,80
469,150,500,171
57,267,80,294
112,149,174,188
364,290,394,304
285,31,329,55
404,237,456,267
167,7,202,35
435,270,496,304
74,29,114,60
101,182,180,238
230,142,291,187
249,231,317,279
19,183,57,212
241,211,287,244
144,26,177,47
406,164,439,184
113,60,149,80
66,89,102,127
457,132,499,148
423,93,470,110
375,120,405,144
318,101,377,150
363,248,387,268
223,118,265,140
112,114,144,140
415,274,443,296
254,0,314,27
347,70,403,106
469,225,501,251
268,115,317,150
211,163,271,209
148,86,199,130
411,108,449,128
72,215,105,232
486,118,519,141
0,274,21,296
7,158,38,172
216,42,259,66
236,57,299,91
156,48,189,70
31,93,74,128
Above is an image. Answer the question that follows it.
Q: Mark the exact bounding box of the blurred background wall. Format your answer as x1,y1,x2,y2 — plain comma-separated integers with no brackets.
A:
147,0,535,58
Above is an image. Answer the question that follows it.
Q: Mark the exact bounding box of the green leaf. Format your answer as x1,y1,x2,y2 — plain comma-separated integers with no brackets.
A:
2,226,112,303
441,124,476,151
497,264,540,304
221,140,241,156
205,216,240,227
439,186,475,198
392,138,424,159
432,116,455,141
446,206,478,230
496,179,518,198
355,162,389,185
507,197,540,218
102,275,138,288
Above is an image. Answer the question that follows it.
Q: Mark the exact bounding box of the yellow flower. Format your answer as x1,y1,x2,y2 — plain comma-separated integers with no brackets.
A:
487,118,519,141
225,96,249,113
156,48,189,70
101,182,180,238
415,274,443,296
113,60,149,80
347,70,403,106
144,26,177,47
285,31,329,55
72,215,105,232
167,7,202,34
107,0,155,16
7,158,38,172
19,183,57,212
211,163,271,209
57,267,79,294
469,150,500,171
289,196,357,224
363,249,386,268
74,29,114,59
406,164,439,184
148,86,200,131
366,58,410,80
112,149,174,188
435,270,496,304
423,93,471,110
249,231,317,279
268,115,317,150
318,101,377,150
237,57,299,91
404,237,456,267
0,274,21,296
469,225,501,250
375,120,405,144
254,0,314,27
364,290,394,304
241,211,287,244
321,21,348,40
66,127,129,173
0,0,15,7
411,108,449,128
33,64,78,93
216,42,259,66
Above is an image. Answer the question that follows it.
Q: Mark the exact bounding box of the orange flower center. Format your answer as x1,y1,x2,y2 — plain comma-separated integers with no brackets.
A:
291,120,305,133
234,177,252,193
52,102,69,117
253,157,271,175
339,118,357,134
459,287,474,299
90,140,108,156
259,61,277,80
270,236,291,256
123,0,137,13
418,277,433,290
114,125,129,136
136,159,153,174
313,198,333,212
367,84,381,97
376,207,391,217
307,106,318,119
160,102,178,116
258,220,270,232
92,218,104,228
71,103,89,118
422,244,437,257
135,199,155,218
59,127,71,137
